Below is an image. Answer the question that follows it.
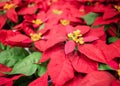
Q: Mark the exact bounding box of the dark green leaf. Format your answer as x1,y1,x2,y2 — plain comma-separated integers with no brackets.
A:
0,42,10,51
9,52,42,76
104,25,110,31
99,63,113,70
82,12,99,25
108,37,119,43
37,60,49,76
0,47,29,67
13,75,36,86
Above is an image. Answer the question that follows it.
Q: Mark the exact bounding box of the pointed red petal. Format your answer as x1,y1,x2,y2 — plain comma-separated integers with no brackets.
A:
45,25,66,50
0,2,6,7
28,73,48,86
0,64,12,76
13,0,21,5
0,77,10,85
85,26,105,38
64,73,84,86
0,75,22,86
34,40,47,51
69,52,98,73
94,40,120,61
6,34,31,43
107,58,119,70
65,40,75,54
47,46,74,85
78,44,106,63
6,9,18,23
6,34,31,47
84,36,99,42
55,59,74,86
5,81,13,86
103,9,119,19
18,6,37,15
66,25,74,34
0,15,7,29
93,17,119,26
112,80,120,86
79,71,116,86
75,25,90,35
40,44,64,62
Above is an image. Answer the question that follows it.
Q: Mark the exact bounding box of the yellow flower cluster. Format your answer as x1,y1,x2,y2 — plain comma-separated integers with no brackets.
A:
68,30,84,44
114,5,120,12
4,3,16,10
60,19,70,26
30,33,42,41
32,19,43,25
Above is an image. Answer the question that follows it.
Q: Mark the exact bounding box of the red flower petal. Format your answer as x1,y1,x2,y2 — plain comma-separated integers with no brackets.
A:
45,25,67,50
0,77,10,86
6,34,31,47
0,75,22,86
0,64,12,76
112,80,120,86
40,44,64,62
28,73,48,86
85,26,105,38
93,16,119,26
55,59,74,86
69,52,98,73
94,40,120,61
7,34,31,43
34,40,47,51
64,73,84,86
0,2,6,7
13,0,21,5
47,46,74,85
18,6,37,15
83,36,99,42
78,44,106,63
66,25,74,34
103,9,119,20
6,9,18,23
75,25,90,35
107,58,119,70
65,40,75,54
79,71,116,86
0,15,7,29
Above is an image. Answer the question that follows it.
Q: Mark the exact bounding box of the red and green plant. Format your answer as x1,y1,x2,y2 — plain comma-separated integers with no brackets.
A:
0,0,120,86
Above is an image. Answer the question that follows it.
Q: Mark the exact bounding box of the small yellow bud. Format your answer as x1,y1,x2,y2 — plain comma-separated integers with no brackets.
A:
68,33,73,38
60,19,70,26
4,3,16,10
78,38,84,44
118,69,120,76
30,33,42,41
52,9,63,15
32,19,43,25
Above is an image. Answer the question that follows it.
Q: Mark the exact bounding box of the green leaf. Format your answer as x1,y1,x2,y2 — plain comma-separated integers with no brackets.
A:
0,47,29,67
104,25,110,31
13,75,35,86
108,37,119,43
99,63,113,70
9,52,42,76
37,60,49,76
0,42,10,51
82,12,99,25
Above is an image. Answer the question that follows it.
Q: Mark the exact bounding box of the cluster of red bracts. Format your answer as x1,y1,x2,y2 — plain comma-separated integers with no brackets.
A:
0,0,120,86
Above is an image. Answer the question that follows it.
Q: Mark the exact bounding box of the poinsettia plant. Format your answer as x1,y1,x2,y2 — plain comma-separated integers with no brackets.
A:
0,0,120,86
